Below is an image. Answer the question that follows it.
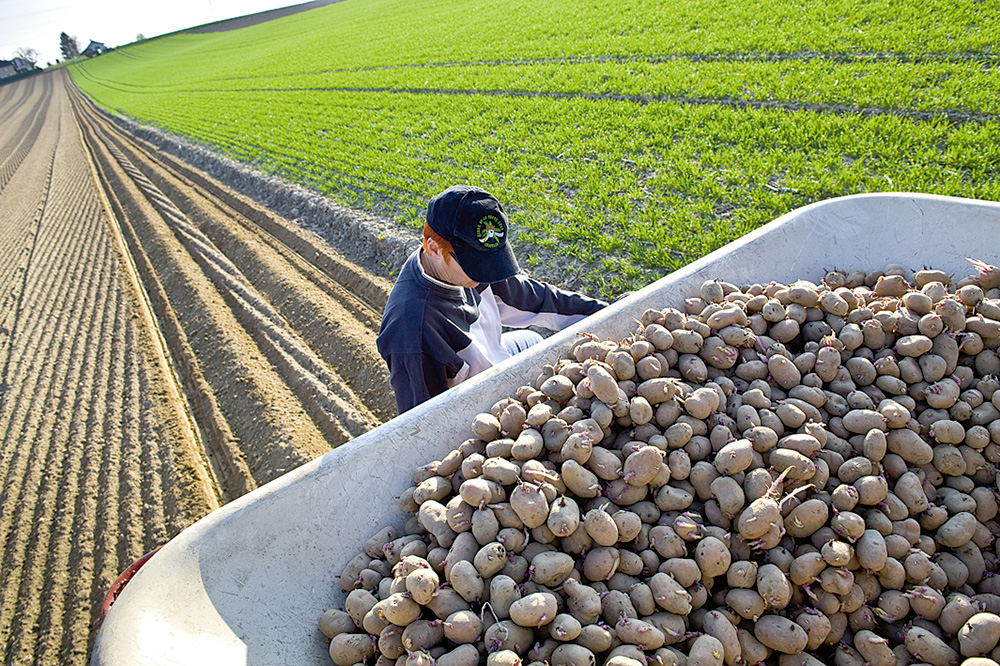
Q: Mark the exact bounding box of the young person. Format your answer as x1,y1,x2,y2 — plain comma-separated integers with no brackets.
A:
377,185,607,414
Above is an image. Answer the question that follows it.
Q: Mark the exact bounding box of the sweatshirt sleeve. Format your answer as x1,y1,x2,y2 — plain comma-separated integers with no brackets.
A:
490,273,607,330
384,352,451,414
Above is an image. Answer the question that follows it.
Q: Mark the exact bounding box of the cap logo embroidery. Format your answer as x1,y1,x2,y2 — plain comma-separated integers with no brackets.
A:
476,215,505,249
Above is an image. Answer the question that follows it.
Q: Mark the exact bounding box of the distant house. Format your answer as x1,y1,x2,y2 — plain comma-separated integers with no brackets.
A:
0,60,14,79
11,57,33,73
82,41,111,57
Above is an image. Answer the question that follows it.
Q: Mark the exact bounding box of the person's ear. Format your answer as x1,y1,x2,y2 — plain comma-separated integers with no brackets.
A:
425,236,445,259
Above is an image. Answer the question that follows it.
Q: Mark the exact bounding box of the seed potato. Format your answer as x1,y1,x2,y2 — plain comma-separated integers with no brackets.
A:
960,613,1000,657
328,633,376,666
325,261,1000,666
754,615,809,654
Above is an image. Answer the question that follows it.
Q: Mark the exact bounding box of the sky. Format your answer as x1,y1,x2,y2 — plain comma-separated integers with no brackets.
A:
0,0,303,67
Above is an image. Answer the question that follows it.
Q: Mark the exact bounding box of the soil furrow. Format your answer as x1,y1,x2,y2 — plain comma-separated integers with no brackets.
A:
77,114,258,497
3,183,103,551
0,123,111,664
138,369,186,542
0,134,61,555
84,120,329,484
150,145,391,311
0,83,20,119
0,86,44,163
0,156,54,375
84,97,394,422
111,138,395,420
78,91,387,473
130,316,171,551
109,284,142,568
14,202,114,666
97,114,394,314
0,72,212,665
68,89,225,516
0,78,52,193
17,133,110,660
1,68,399,665
0,76,38,135
32,240,116,665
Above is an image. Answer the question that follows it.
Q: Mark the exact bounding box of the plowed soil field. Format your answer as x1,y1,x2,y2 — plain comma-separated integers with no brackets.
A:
0,70,396,665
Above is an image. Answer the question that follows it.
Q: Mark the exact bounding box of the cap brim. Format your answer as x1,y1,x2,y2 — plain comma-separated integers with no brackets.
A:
454,243,520,283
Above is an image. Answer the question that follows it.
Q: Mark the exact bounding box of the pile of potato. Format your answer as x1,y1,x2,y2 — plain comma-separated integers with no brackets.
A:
320,260,1000,666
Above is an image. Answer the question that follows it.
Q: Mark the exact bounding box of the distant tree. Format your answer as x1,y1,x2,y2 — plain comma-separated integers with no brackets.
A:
136,33,145,41
14,47,39,67
60,32,80,60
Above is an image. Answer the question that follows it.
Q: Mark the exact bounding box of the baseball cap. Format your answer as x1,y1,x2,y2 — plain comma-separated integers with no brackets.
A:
426,185,520,283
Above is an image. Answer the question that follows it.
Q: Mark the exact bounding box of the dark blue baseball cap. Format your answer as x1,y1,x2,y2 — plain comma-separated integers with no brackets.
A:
426,185,520,283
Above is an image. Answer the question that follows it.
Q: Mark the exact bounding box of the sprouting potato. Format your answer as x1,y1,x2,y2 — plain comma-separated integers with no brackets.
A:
702,610,741,665
328,633,375,666
378,623,406,660
796,610,832,650
737,628,772,666
711,475,745,519
767,448,816,480
905,625,960,666
562,577,602,625
623,445,664,486
756,563,793,610
937,511,979,548
854,629,895,666
484,620,534,654
344,588,378,628
550,644,597,666
447,561,483,603
754,615,809,654
783,499,829,538
509,592,558,628
855,529,888,572
530,551,575,586
442,610,482,644
509,481,550,528
648,571,692,614
660,557,701,587
688,634,726,666
616,617,666,650
436,645,480,666
582,545,620,581
547,612,582,641
473,542,507,578
714,439,754,476
325,261,1000,666
546,496,580,537
726,588,767,621
694,536,731,578
405,567,440,605
487,575,520,621
318,608,356,640
583,507,619,546
401,619,444,652
959,613,1000,657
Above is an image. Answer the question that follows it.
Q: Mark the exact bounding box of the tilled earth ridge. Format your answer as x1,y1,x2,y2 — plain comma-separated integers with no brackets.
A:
0,70,397,664
0,72,209,665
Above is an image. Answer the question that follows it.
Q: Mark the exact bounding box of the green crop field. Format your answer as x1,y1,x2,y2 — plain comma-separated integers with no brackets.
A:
70,0,1000,297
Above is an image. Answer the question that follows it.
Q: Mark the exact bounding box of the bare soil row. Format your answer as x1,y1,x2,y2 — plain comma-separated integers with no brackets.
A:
0,70,397,664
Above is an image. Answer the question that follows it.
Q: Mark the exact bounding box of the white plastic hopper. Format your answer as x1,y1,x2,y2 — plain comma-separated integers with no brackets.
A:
90,193,1000,665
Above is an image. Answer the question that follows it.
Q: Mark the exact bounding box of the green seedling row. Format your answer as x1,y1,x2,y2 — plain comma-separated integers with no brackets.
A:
70,0,1000,296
